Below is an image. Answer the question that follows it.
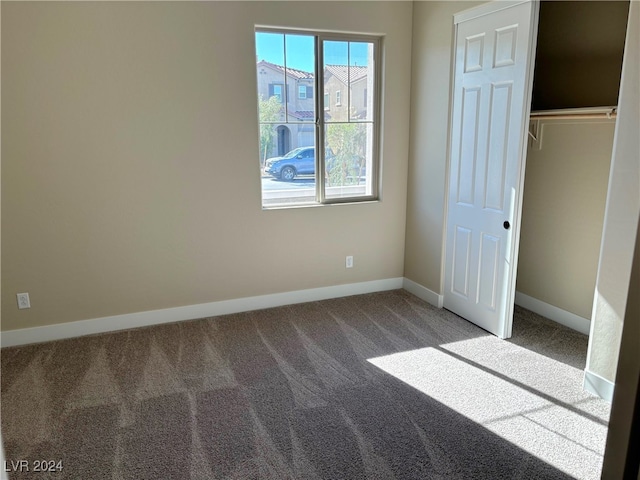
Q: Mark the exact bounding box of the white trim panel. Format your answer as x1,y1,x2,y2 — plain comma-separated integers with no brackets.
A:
1,278,404,348
403,278,444,308
515,291,591,335
583,369,615,403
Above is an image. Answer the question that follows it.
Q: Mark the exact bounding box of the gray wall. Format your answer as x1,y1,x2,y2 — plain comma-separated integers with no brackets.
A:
404,1,480,293
516,120,614,319
405,1,632,340
1,1,413,331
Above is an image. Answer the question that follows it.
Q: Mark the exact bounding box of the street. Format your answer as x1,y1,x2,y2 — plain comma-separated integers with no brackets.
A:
261,176,315,191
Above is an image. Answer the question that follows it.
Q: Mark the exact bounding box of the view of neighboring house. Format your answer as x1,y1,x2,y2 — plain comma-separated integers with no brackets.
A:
256,60,315,157
323,64,369,122
256,60,371,158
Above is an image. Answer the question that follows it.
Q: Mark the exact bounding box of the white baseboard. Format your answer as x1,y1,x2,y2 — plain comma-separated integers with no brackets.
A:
402,278,443,308
514,292,591,335
0,278,404,348
583,369,615,402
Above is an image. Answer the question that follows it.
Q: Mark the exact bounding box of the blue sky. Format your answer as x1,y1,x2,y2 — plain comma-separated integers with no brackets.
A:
256,32,370,73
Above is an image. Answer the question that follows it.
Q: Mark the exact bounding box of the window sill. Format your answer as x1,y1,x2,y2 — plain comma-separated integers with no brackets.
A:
262,198,380,211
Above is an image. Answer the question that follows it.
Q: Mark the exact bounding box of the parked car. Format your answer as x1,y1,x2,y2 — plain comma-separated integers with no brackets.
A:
264,146,365,182
264,147,315,181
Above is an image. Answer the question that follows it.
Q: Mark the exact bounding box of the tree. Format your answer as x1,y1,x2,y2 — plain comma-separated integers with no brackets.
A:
258,95,283,167
325,122,366,186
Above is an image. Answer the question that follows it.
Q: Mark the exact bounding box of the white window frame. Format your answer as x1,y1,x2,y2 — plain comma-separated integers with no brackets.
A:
335,90,342,106
298,85,307,99
256,28,382,207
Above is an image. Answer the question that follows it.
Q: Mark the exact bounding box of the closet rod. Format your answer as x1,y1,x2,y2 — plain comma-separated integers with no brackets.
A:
530,107,617,121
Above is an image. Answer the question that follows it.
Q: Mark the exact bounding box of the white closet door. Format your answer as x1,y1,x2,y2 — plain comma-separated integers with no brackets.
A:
444,0,539,338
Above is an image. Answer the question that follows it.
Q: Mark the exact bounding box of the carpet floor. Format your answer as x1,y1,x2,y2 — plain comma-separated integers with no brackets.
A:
1,290,610,479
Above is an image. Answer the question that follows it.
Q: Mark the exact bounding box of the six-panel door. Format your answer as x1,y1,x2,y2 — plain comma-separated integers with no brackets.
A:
444,1,538,338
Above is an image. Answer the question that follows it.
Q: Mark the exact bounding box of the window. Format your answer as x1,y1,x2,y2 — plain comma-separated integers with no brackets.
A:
256,29,380,207
270,83,284,103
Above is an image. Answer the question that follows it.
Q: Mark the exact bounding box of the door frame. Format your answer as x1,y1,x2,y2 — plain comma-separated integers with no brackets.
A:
441,0,540,339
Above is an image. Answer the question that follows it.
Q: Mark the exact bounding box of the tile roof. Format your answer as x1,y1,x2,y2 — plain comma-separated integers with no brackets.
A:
257,60,314,80
257,61,368,85
324,65,368,85
288,110,315,120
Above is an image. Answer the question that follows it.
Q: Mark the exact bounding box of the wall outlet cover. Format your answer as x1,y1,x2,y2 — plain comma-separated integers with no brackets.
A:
17,293,31,309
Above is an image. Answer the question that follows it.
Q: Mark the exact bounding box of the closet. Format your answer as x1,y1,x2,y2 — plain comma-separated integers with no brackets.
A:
515,1,630,333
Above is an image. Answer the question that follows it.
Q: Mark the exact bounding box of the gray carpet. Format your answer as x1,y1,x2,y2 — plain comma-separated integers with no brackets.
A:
1,290,610,479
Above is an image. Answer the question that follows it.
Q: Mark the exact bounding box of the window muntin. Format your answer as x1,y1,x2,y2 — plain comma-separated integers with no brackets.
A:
256,29,380,207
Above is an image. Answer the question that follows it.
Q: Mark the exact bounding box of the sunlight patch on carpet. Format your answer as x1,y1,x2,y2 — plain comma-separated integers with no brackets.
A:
368,338,609,480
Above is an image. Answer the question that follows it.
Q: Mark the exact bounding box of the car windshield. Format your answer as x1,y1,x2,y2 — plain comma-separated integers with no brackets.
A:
283,147,308,159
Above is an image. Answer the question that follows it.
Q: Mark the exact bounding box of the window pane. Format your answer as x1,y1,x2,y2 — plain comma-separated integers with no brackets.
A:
322,38,377,201
256,32,286,119
260,123,316,207
323,41,349,122
285,34,315,122
257,32,317,207
324,122,374,200
349,42,375,122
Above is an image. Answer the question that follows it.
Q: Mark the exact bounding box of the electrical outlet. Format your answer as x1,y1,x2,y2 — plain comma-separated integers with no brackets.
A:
346,255,354,268
17,293,31,309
